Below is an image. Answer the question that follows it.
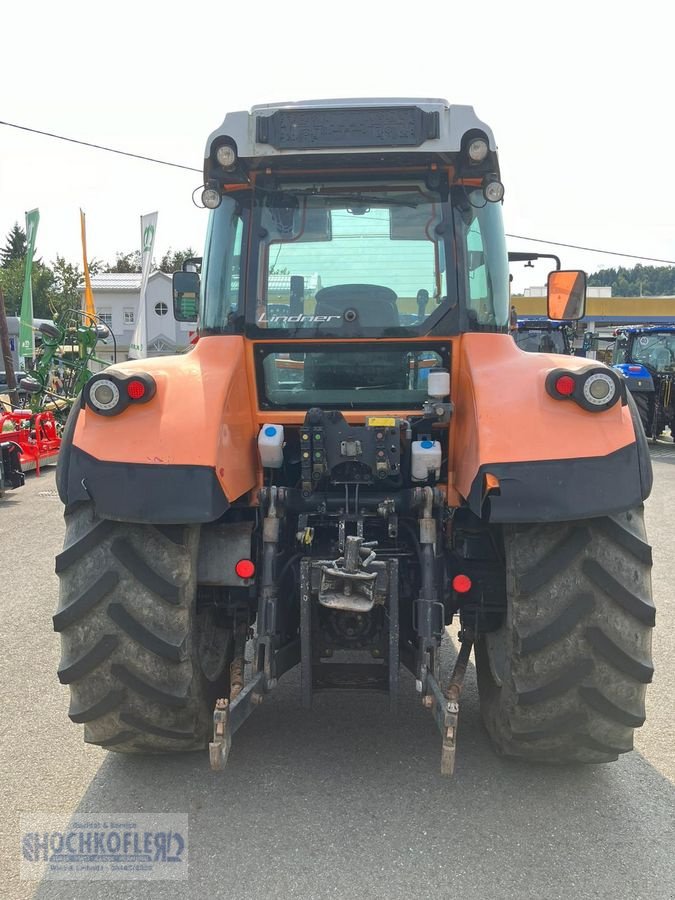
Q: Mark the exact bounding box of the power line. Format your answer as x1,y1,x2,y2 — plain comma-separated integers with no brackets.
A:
0,120,201,173
506,233,675,266
2,118,675,266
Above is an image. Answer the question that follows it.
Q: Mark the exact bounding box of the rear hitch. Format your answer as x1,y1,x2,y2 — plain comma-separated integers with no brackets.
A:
423,638,473,776
208,698,231,770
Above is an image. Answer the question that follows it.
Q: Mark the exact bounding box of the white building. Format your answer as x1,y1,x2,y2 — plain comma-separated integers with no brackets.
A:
80,272,196,364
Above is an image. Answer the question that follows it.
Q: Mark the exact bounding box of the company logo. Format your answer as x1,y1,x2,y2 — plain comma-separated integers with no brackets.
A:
142,225,155,254
21,814,187,881
258,313,342,325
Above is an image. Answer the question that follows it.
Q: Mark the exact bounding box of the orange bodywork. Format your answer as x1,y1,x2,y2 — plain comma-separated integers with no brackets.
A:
72,332,636,509
73,337,259,503
449,334,635,503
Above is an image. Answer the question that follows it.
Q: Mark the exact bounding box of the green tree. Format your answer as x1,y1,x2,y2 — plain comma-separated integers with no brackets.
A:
1,223,27,267
0,257,55,318
105,251,141,273
589,264,675,296
159,248,198,273
50,256,83,318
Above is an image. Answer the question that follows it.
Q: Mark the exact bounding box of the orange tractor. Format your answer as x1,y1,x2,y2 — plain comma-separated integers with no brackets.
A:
54,99,654,773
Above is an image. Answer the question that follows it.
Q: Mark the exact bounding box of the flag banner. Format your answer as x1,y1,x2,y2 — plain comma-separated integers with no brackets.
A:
80,210,96,324
19,208,40,359
128,212,158,359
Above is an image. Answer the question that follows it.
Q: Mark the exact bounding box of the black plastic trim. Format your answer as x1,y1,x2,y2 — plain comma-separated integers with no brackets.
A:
59,446,229,524
256,106,439,150
467,442,648,523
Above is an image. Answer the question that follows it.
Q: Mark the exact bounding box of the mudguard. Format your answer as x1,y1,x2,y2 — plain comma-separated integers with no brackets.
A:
452,334,652,522
56,336,259,523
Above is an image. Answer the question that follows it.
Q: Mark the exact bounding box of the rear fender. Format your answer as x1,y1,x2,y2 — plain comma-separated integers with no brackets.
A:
451,334,651,522
57,336,259,523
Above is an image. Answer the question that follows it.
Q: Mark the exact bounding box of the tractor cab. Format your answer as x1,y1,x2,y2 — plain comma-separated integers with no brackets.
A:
513,318,573,354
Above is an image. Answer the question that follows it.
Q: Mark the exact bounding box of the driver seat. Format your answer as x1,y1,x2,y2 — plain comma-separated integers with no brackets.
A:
305,284,406,391
313,284,399,327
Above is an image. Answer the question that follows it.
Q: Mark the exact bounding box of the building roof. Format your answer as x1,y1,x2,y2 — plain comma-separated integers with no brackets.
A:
82,271,170,292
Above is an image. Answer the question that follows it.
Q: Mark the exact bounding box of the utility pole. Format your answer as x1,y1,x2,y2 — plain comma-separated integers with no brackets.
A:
0,286,18,403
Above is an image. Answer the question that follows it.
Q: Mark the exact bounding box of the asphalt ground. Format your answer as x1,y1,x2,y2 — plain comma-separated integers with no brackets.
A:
1,447,674,900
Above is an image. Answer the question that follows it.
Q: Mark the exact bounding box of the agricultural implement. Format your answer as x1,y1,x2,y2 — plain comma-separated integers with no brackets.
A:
20,308,112,426
0,409,60,475
54,98,654,775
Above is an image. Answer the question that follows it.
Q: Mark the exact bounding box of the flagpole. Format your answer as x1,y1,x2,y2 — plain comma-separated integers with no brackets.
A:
80,210,97,325
128,212,158,360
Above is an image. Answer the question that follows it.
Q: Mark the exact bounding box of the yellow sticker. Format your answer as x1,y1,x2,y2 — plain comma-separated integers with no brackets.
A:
367,417,397,427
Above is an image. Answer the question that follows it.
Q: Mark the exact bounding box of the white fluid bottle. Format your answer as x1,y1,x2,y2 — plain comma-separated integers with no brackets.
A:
258,424,284,468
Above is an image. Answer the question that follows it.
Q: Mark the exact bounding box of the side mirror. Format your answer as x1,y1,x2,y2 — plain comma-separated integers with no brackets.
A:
173,270,200,323
547,270,586,320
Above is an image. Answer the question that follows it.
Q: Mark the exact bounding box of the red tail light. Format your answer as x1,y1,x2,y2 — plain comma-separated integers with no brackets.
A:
554,374,576,396
235,559,255,579
127,379,147,399
452,574,472,593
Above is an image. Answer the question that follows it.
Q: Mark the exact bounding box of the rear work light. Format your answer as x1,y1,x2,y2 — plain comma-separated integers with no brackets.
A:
545,367,622,412
84,372,156,416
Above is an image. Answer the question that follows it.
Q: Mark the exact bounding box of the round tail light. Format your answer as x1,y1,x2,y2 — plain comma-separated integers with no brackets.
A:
235,559,255,579
452,574,473,594
554,374,576,396
127,379,147,400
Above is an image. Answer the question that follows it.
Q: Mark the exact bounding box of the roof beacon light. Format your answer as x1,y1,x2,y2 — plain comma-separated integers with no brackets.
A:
468,138,489,162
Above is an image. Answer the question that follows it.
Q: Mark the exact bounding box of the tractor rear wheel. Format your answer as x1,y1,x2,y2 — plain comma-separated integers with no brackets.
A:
633,392,652,436
475,507,654,763
54,503,233,752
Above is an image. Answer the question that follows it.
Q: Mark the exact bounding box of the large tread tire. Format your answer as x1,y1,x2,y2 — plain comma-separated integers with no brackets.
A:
633,393,652,437
54,503,232,752
475,506,654,763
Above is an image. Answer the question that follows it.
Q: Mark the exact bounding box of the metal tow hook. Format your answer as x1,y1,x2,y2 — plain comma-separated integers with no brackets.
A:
209,698,231,771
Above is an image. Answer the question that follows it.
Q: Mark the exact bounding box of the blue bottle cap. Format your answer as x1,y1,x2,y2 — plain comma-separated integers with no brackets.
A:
420,440,434,449
264,426,277,437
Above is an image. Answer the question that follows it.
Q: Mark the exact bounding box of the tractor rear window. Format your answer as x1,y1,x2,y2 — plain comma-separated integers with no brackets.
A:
514,329,565,353
252,184,450,336
256,343,448,410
